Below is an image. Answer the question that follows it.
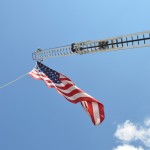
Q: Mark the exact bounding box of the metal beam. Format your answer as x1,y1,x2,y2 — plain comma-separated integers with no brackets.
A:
32,30,150,60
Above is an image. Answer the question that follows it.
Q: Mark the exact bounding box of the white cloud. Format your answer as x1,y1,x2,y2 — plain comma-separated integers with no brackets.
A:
144,118,150,127
113,118,150,149
113,144,144,150
114,120,137,142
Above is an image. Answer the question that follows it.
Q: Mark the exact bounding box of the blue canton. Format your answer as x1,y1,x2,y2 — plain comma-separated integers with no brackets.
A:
37,61,61,84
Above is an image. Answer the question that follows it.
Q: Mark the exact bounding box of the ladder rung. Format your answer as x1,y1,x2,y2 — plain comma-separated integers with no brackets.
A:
32,30,150,60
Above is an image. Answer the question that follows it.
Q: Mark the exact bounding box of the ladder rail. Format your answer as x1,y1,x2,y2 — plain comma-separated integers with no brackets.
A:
32,30,150,60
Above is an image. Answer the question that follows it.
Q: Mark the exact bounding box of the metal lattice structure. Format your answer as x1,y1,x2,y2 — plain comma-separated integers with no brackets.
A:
32,30,150,61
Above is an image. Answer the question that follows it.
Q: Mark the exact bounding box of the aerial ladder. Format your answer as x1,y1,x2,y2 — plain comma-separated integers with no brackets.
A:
32,30,150,61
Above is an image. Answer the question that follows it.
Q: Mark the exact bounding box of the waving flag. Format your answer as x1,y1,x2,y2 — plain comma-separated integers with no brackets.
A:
28,61,105,125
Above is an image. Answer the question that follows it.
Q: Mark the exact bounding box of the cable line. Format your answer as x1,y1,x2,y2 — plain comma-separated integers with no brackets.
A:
0,73,28,89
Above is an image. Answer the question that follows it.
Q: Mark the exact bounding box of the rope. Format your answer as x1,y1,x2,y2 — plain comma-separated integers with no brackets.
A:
0,73,28,89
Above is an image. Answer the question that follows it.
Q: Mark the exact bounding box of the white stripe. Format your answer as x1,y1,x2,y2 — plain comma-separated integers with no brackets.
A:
40,75,51,81
28,72,41,79
92,102,101,125
81,101,90,116
62,92,93,101
30,69,41,75
57,85,94,99
29,69,43,78
81,101,88,110
60,74,66,78
56,85,80,93
31,69,48,78
55,80,74,87
40,77,54,87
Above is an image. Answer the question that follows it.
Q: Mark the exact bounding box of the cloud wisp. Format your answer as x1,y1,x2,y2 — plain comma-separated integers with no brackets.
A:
113,118,150,150
113,144,144,150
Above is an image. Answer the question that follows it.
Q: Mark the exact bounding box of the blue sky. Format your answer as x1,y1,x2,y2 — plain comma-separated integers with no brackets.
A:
1,0,150,149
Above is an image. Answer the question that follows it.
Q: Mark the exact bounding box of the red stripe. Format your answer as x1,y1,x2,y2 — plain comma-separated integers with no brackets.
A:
99,105,105,123
86,102,96,125
55,83,74,90
57,88,83,97
28,73,41,80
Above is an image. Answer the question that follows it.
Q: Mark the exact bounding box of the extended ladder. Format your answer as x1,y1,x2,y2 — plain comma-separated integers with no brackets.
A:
32,30,150,61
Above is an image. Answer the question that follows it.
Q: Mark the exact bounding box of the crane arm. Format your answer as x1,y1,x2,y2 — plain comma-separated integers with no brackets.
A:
32,30,150,61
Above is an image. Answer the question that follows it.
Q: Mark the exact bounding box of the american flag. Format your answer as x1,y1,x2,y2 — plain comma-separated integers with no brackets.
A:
28,61,105,125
